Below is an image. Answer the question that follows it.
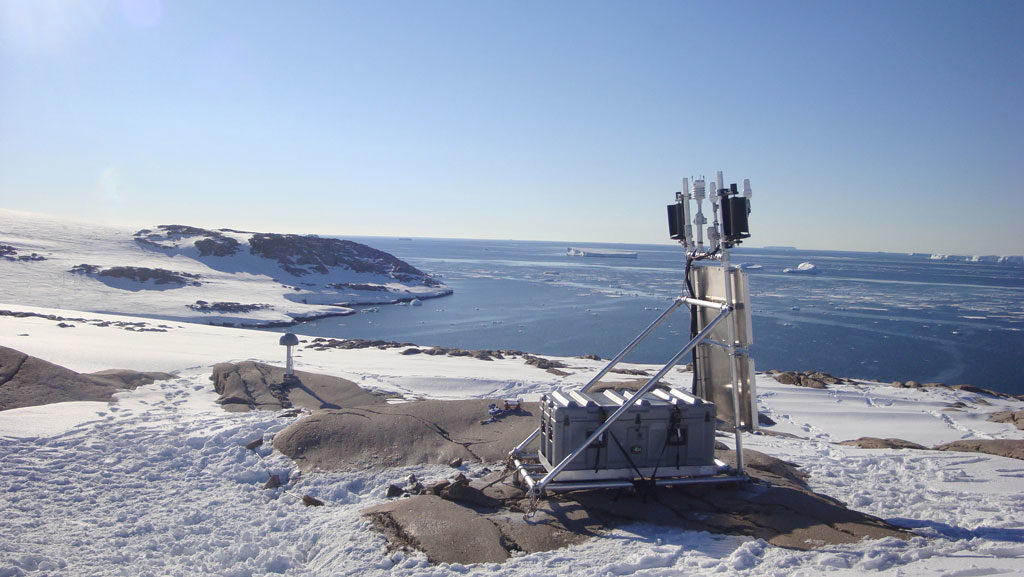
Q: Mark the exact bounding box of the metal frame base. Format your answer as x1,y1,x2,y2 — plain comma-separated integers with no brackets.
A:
510,454,747,494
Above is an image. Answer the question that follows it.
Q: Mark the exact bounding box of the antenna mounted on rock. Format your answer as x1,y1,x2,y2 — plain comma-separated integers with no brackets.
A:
279,332,299,377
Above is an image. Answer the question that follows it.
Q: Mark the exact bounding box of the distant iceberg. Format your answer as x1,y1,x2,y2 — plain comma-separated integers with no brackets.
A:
567,247,638,259
783,262,818,274
929,254,1022,264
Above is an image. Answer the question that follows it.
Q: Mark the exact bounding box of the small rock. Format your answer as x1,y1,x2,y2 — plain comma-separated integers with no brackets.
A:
385,484,405,498
264,474,282,489
245,438,264,451
773,371,799,385
452,473,469,485
430,480,452,495
952,384,993,396
302,495,324,507
448,457,464,468
758,412,776,426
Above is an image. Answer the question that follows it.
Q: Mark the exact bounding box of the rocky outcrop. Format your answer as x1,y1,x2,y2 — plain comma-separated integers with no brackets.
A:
304,338,573,367
988,409,1024,430
0,346,173,410
273,399,538,471
134,225,241,256
838,437,928,450
247,233,439,285
771,370,848,389
890,380,1009,398
934,439,1024,461
209,361,386,412
0,309,173,333
361,447,908,564
270,386,909,563
187,301,273,314
70,264,202,287
0,244,46,262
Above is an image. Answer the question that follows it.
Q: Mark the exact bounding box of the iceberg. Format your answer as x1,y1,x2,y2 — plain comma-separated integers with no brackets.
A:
566,247,638,258
783,262,819,274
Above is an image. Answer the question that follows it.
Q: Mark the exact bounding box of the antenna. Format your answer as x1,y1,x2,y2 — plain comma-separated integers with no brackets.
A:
279,333,299,377
681,177,693,248
669,172,753,257
692,177,706,252
509,172,760,504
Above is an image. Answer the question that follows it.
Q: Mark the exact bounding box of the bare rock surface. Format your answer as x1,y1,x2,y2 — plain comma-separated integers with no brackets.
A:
366,495,513,564
273,399,538,471
838,437,928,450
273,390,908,563
0,346,173,411
210,361,385,412
363,448,908,564
933,439,1024,461
987,409,1024,430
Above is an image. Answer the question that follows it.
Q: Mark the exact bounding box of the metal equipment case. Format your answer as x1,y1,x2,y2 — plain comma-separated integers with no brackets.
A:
538,387,717,481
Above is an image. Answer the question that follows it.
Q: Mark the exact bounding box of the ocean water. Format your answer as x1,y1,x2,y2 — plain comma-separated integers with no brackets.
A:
277,238,1024,396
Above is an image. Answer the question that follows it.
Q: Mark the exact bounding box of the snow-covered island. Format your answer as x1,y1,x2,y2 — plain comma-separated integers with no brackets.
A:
0,209,451,327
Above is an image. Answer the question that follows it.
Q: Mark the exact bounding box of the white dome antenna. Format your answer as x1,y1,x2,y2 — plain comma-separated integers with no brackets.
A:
279,333,299,377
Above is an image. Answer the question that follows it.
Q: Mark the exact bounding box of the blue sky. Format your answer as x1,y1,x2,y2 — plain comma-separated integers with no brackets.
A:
1,0,1021,254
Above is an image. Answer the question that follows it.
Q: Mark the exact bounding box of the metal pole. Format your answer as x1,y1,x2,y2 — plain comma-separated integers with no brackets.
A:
512,427,541,454
538,474,747,493
682,296,730,311
534,307,732,494
580,298,685,392
721,251,745,475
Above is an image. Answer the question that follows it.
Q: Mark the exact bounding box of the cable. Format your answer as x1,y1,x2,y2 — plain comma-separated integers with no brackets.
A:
684,247,720,396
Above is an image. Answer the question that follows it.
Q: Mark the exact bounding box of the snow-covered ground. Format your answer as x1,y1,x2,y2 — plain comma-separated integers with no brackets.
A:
0,209,450,327
1,303,1022,576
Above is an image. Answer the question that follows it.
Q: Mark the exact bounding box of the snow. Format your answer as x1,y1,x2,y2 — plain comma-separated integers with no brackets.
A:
1,304,1023,576
0,401,109,438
